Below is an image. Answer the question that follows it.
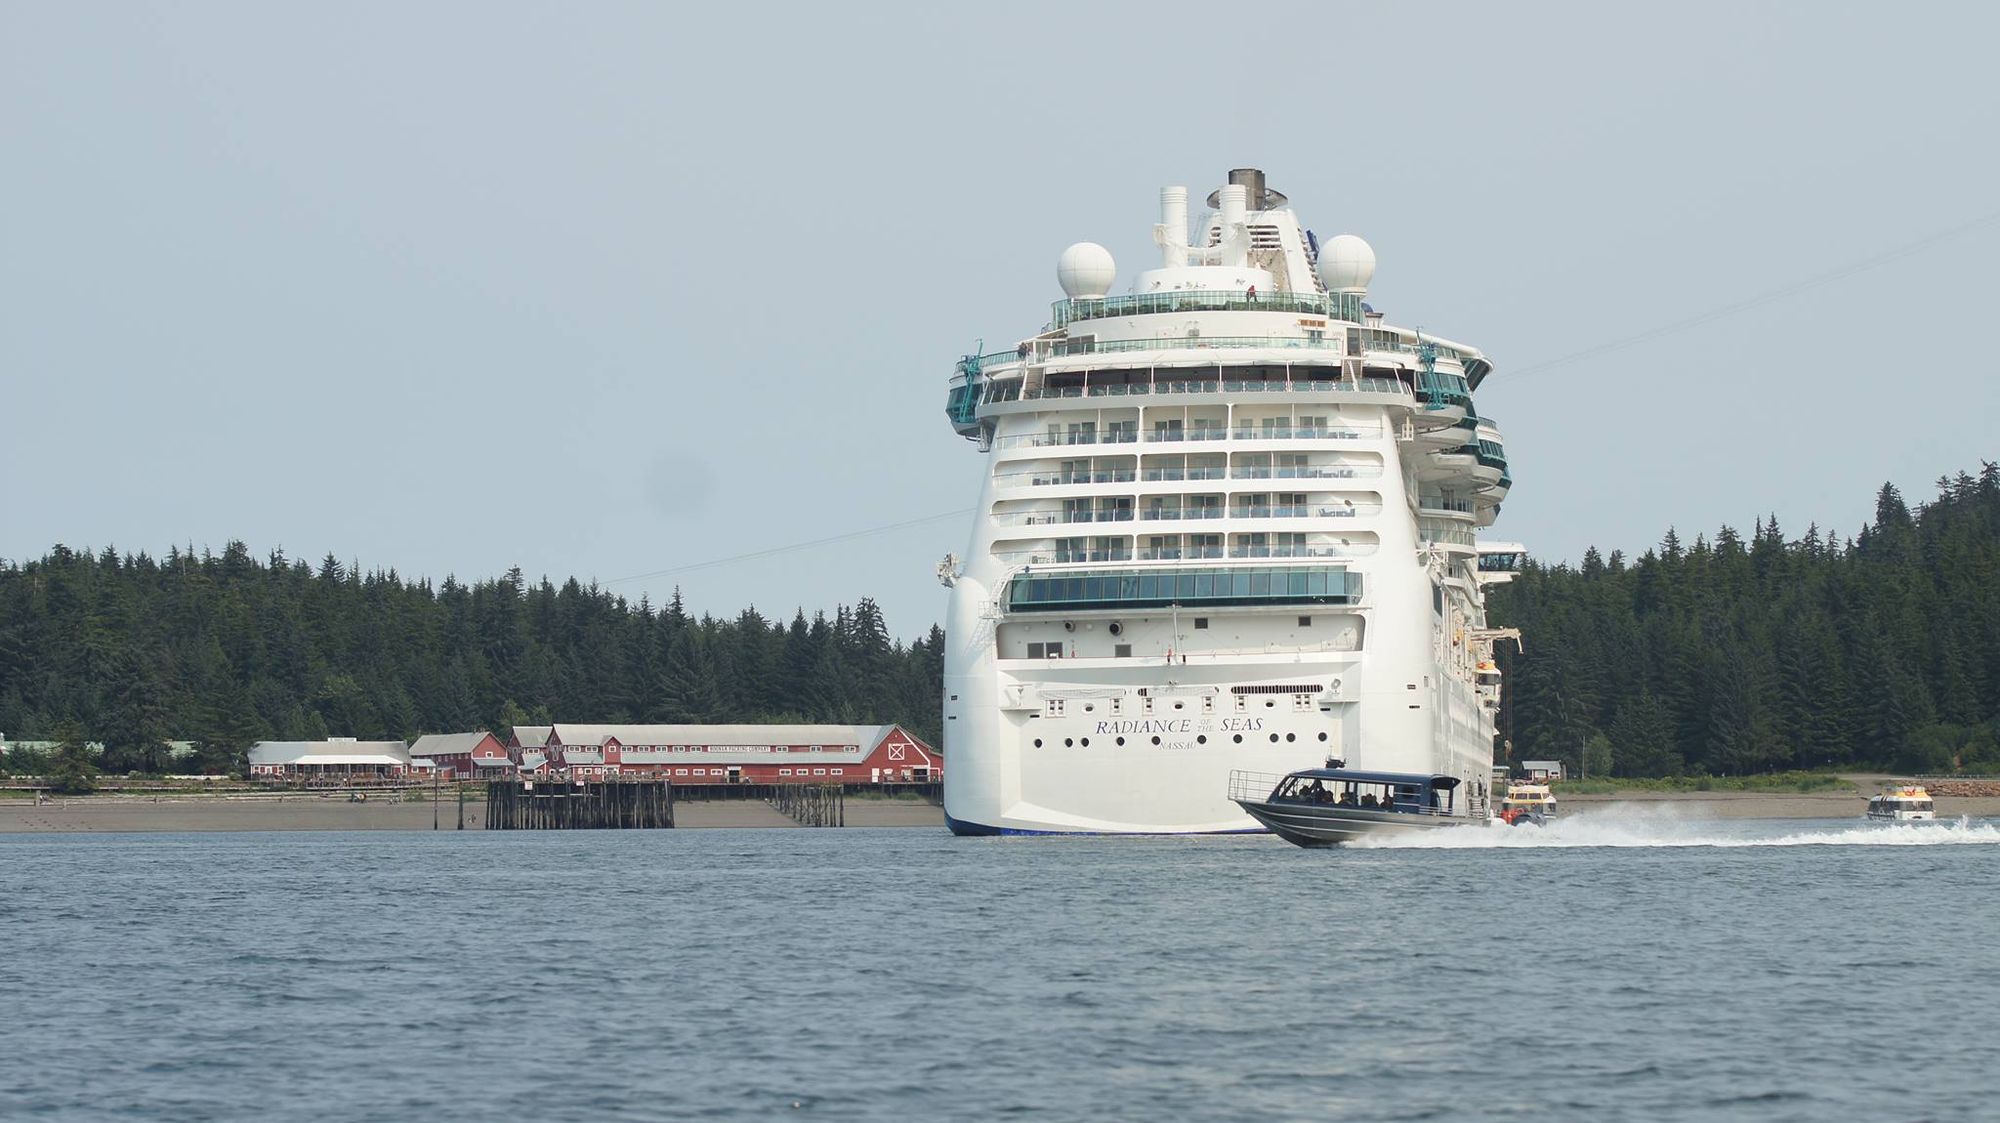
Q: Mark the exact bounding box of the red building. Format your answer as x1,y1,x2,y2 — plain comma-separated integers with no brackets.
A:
408,732,513,779
537,724,939,784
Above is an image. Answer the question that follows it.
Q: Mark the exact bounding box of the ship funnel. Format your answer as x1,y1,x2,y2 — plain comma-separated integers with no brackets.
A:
1207,167,1287,211
1230,168,1266,208
1156,186,1188,267
1216,184,1249,267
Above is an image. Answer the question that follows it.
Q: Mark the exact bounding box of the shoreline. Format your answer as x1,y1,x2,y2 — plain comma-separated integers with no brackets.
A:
5,790,1995,834
0,793,949,833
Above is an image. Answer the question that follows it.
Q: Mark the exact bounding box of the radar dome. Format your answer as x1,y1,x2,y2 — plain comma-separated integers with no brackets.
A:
1316,234,1376,293
1057,242,1116,298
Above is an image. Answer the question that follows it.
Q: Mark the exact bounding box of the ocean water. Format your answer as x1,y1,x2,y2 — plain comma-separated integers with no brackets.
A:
3,810,1996,1121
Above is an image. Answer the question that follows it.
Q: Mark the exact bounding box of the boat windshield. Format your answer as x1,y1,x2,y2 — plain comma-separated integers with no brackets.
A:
1272,774,1452,814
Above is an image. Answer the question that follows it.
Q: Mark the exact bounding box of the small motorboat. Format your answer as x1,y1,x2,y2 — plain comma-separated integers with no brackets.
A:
1866,785,1936,822
1229,763,1473,848
1496,780,1556,825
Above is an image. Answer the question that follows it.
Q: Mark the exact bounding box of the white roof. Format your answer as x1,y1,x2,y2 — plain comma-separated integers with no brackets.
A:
512,725,552,748
250,740,410,766
409,732,495,758
549,724,892,749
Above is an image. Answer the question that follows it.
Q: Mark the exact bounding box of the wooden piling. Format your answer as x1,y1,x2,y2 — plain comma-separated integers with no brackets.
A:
484,779,676,830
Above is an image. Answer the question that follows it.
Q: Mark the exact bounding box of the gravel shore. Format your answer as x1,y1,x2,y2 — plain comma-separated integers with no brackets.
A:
0,794,948,833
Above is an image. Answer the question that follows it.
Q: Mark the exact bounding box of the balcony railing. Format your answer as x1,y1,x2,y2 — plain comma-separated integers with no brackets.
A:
1139,466,1227,482
1228,426,1366,441
994,469,1140,488
1419,495,1475,513
1226,505,1363,519
1139,507,1227,521
993,509,1136,528
1231,466,1369,480
1228,546,1348,559
1135,546,1227,561
1052,289,1366,328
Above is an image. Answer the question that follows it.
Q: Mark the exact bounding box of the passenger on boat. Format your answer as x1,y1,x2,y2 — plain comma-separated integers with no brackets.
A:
1360,793,1377,808
1338,789,1356,806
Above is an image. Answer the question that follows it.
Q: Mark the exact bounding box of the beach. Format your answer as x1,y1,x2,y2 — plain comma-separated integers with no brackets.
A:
0,794,949,833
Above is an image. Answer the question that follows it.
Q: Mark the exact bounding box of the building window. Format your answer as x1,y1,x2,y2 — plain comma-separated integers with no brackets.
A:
813,768,826,776
779,768,792,776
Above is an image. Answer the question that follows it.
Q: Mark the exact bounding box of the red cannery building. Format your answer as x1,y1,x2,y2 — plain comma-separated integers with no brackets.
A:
407,732,513,779
538,724,939,784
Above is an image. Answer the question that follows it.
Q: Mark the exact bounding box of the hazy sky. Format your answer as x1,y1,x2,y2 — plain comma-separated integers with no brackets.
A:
6,2,1997,640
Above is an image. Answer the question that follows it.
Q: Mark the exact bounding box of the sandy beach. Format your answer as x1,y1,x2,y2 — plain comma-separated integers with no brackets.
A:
0,793,949,833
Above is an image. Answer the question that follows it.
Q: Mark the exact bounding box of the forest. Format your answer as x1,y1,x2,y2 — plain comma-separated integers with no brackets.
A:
1490,463,2000,777
0,548,942,775
3,463,1996,779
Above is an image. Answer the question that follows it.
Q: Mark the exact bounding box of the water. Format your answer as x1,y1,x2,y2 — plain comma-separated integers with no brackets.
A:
3,811,1996,1121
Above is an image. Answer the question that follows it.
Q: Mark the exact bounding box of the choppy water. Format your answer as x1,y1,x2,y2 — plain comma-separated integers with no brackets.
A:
3,810,1996,1121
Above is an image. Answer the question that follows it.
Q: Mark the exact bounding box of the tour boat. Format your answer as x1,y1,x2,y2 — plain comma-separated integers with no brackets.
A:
1228,764,1475,847
1497,780,1556,825
1866,785,1936,822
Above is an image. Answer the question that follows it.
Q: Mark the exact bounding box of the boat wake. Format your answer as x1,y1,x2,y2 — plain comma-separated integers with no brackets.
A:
1350,806,2000,849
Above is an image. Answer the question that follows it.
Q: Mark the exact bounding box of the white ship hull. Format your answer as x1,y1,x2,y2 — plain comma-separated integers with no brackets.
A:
938,169,1519,835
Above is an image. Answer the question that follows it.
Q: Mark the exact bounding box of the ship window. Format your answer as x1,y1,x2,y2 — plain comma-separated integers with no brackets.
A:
1115,644,1132,658
1298,615,1312,627
1195,618,1209,629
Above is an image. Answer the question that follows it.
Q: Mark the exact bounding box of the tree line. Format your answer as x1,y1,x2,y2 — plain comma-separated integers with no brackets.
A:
1489,462,2000,777
0,544,943,776
6,462,1996,782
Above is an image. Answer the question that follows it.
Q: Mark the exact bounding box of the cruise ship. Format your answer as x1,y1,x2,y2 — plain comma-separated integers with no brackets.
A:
938,168,1522,835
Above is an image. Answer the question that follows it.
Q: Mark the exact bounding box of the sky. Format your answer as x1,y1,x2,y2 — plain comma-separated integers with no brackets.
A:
5,2,1997,641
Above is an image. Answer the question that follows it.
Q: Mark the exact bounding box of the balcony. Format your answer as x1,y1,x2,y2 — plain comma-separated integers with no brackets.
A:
1135,546,1227,561
1139,466,1228,482
1051,289,1366,329
993,509,1135,528
995,469,1139,489
1227,505,1362,520
1139,507,1226,521
1231,465,1367,480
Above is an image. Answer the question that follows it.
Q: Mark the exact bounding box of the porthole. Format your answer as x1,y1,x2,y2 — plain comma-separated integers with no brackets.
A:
1151,736,1162,746
1317,732,1329,742
1173,701,1184,710
1285,733,1296,742
1083,704,1094,713
1081,738,1091,747
1064,738,1074,748
1270,733,1280,743
1116,737,1126,746
1233,734,1243,744
1196,735,1207,745
1264,700,1275,708
1033,739,1043,748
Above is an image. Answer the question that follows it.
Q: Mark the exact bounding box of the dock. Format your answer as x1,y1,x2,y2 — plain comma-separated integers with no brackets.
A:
485,779,675,830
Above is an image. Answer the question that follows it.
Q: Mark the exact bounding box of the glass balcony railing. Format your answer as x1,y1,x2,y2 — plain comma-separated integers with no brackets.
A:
1139,466,1227,482
1007,566,1363,612
995,469,1139,487
1228,546,1348,559
1052,289,1367,328
1144,428,1230,443
1139,508,1227,521
1418,494,1475,513
1231,466,1369,480
994,509,1136,528
1135,546,1228,561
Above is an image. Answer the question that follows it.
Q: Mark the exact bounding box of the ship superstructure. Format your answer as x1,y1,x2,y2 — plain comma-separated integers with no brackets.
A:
939,168,1521,834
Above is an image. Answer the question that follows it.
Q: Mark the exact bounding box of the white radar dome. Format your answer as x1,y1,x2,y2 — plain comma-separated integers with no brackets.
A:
1057,242,1117,298
1316,234,1376,293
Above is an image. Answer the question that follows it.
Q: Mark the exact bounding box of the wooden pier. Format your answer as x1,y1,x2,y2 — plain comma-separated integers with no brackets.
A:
485,779,675,830
769,783,845,827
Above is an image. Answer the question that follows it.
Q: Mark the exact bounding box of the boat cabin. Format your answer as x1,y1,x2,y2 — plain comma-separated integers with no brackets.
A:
1270,769,1462,815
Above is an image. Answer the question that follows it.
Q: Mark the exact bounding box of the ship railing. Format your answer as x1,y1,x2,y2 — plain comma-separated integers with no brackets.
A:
1139,508,1226,521
1052,289,1366,328
1144,428,1231,442
1139,467,1228,482
1231,466,1367,480
994,469,1142,488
